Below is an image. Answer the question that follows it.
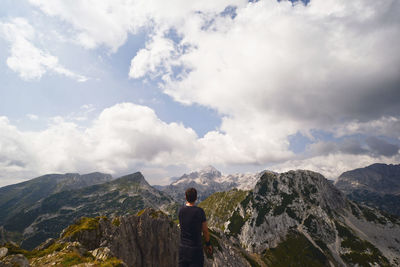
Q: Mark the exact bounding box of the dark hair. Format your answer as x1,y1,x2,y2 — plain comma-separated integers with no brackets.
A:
185,187,197,203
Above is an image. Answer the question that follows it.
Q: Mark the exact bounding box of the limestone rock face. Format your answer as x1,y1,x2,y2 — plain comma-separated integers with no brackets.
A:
202,170,400,266
63,208,180,267
59,208,252,266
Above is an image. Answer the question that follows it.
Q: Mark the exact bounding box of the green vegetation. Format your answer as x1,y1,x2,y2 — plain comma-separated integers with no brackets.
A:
199,189,249,230
3,242,30,257
358,205,387,225
262,231,329,267
348,202,361,219
301,183,318,204
3,241,65,259
286,207,300,222
227,210,246,236
61,251,87,266
304,214,317,233
273,192,298,216
62,217,100,239
112,217,120,227
100,257,125,267
136,209,146,216
150,209,166,218
334,220,390,266
29,242,65,258
254,202,271,226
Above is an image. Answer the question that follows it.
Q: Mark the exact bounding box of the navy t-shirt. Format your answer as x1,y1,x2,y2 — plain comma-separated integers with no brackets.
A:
179,205,206,248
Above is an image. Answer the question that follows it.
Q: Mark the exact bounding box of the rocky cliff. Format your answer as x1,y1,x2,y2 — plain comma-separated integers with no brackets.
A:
0,208,254,267
201,170,400,266
335,163,400,216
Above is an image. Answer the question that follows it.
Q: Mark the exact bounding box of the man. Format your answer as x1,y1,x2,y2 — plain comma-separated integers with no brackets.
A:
178,188,212,267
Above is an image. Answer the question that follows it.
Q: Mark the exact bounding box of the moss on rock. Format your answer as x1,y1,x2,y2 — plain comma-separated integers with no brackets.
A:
62,217,100,239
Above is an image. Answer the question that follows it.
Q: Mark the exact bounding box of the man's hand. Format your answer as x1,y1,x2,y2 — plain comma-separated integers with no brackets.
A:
202,221,213,256
205,244,213,256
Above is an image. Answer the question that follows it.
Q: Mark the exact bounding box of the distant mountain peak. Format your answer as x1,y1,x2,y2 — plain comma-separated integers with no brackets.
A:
115,172,148,185
198,165,222,177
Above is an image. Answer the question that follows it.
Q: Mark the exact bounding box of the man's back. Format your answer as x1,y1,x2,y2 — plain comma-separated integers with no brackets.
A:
179,205,206,248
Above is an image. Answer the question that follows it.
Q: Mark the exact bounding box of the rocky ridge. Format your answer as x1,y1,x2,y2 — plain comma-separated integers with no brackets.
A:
200,170,400,266
0,172,113,227
0,208,255,267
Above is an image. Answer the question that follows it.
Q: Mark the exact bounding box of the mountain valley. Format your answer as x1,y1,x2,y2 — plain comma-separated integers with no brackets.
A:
1,165,400,266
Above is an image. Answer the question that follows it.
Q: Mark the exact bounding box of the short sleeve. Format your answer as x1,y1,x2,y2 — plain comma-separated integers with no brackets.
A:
200,207,206,223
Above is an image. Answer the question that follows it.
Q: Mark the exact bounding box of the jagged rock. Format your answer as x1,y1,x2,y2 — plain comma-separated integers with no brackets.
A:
62,241,87,256
91,247,113,261
0,248,7,259
0,254,29,267
62,208,180,267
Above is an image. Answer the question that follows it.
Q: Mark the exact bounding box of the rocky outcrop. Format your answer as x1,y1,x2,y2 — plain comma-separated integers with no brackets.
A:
3,207,256,266
62,208,179,267
202,170,400,266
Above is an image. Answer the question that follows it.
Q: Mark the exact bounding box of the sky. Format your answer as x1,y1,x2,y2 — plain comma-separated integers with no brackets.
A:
0,0,399,186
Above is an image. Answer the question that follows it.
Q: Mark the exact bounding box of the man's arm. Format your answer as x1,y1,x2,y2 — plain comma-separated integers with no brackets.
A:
202,221,212,255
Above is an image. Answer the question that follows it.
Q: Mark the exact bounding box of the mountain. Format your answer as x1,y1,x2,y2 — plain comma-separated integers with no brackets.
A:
199,170,400,266
2,169,400,266
0,172,177,250
335,163,400,216
158,165,261,202
0,172,112,227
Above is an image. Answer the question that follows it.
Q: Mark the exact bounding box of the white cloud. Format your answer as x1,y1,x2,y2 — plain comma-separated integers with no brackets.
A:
0,17,88,81
0,103,198,185
128,0,400,170
333,116,400,139
129,34,176,79
28,0,246,51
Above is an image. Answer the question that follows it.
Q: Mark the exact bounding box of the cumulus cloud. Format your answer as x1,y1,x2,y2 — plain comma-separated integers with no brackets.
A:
0,103,198,186
129,0,400,172
0,17,87,81
28,0,242,51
